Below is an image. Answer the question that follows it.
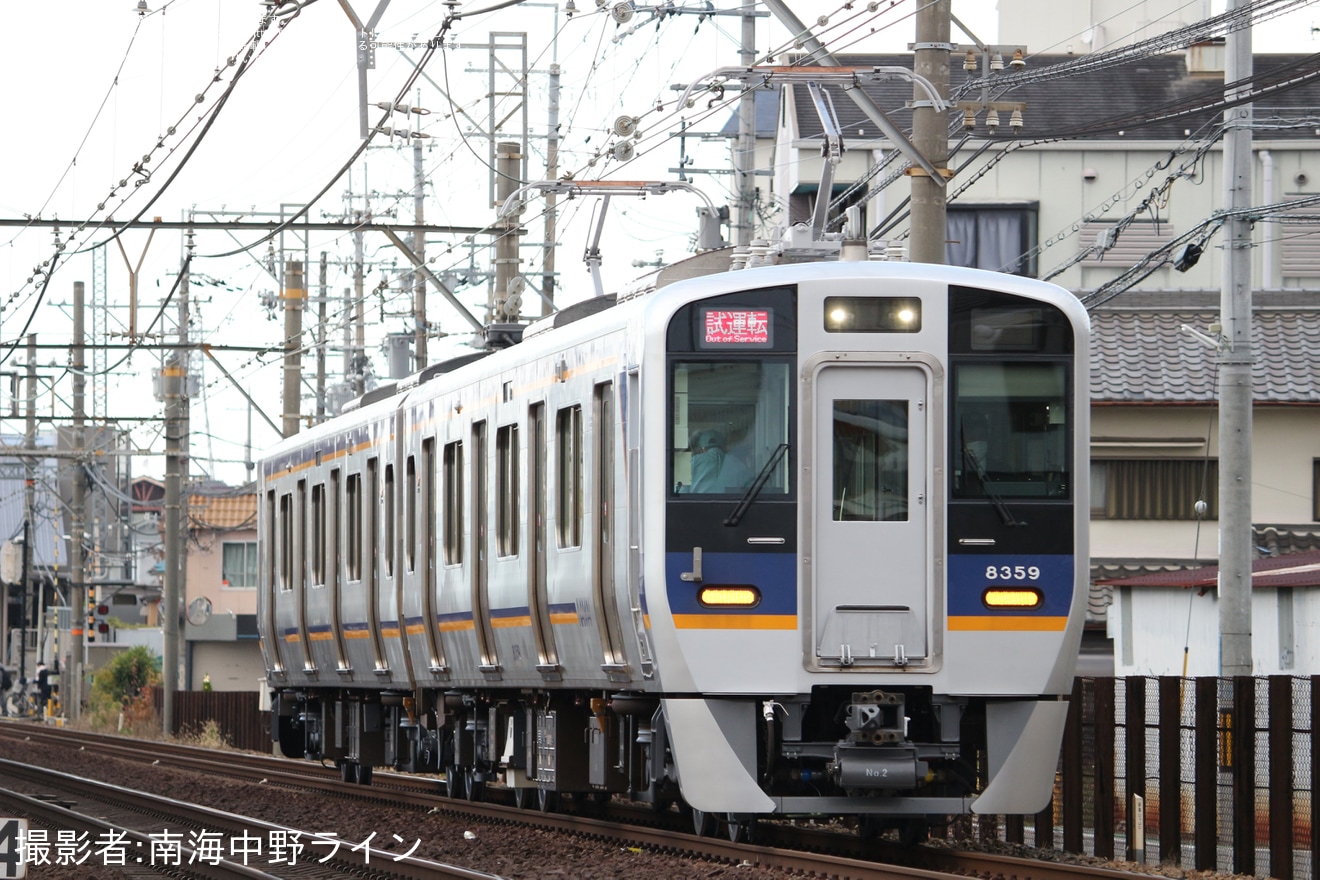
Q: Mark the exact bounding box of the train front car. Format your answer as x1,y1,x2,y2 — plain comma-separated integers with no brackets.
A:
643,261,1088,833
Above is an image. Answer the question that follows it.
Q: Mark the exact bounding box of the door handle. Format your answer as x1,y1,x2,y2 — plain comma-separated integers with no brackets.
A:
680,546,703,583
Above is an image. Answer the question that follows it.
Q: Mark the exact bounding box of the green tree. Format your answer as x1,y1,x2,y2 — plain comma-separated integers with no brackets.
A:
93,645,161,705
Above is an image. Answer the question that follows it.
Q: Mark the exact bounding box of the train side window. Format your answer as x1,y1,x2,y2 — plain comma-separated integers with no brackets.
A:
443,440,464,565
329,468,340,592
296,479,308,589
406,454,418,573
279,492,293,591
420,441,435,571
556,405,583,548
346,473,362,581
263,489,275,590
496,424,520,557
368,457,380,577
311,483,325,586
384,462,395,578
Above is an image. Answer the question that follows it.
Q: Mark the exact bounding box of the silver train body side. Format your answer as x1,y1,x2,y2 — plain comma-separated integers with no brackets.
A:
259,260,1090,828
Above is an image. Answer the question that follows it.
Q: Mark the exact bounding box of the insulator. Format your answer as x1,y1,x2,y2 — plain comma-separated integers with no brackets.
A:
962,108,976,129
963,49,976,72
991,53,1004,72
986,109,1000,132
1009,109,1023,131
1011,48,1026,69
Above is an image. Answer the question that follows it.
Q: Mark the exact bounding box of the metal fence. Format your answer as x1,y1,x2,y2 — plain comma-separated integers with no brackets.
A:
983,677,1316,880
155,689,269,754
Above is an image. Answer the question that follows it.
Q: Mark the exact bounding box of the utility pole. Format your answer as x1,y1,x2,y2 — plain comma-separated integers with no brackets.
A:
734,7,758,247
1218,0,1253,676
161,253,190,734
493,141,522,321
413,133,428,369
353,209,368,396
543,62,560,317
317,252,328,423
71,283,87,720
21,335,36,686
283,260,306,438
909,0,952,264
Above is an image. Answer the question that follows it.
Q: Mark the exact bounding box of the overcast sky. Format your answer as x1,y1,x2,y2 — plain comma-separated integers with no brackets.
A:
0,0,1312,486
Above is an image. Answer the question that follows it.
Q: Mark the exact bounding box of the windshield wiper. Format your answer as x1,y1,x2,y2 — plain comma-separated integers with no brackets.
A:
725,443,789,527
963,445,1025,527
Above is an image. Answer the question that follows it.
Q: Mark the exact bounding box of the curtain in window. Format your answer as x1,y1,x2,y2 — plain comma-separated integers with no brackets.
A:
946,210,1026,274
223,542,257,588
1104,460,1218,520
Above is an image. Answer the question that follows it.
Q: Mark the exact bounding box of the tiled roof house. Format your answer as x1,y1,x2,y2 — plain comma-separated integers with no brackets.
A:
731,45,1320,672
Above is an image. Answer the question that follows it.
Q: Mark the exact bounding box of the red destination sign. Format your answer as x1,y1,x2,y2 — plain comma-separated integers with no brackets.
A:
704,309,770,345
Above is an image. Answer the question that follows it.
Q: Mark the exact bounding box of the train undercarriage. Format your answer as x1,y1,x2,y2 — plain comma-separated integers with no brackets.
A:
271,684,991,840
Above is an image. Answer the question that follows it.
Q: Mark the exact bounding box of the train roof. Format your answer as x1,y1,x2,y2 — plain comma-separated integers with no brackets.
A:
259,259,1087,468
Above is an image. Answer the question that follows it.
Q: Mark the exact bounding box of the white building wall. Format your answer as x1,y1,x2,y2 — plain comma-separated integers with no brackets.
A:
189,641,265,692
1091,406,1320,562
998,0,1211,54
1111,586,1320,676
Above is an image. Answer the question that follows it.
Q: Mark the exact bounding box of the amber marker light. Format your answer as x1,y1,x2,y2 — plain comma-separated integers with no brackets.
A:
699,587,760,608
983,588,1042,609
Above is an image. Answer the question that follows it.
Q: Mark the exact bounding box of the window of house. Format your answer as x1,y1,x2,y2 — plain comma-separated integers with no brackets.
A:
1093,459,1218,520
223,541,258,589
1313,459,1320,522
788,183,867,233
946,205,1038,276
1078,220,1176,270
1279,197,1320,282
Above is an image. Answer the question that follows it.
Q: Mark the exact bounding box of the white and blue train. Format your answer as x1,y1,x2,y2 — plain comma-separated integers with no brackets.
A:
259,258,1089,837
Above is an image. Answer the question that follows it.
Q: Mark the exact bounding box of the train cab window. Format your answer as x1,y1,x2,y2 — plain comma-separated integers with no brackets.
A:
831,400,908,521
671,361,791,496
443,440,464,565
496,424,519,557
346,473,363,580
951,363,1069,499
556,405,583,548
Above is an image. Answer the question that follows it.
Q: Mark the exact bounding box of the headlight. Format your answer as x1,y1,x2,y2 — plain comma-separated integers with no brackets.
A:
698,586,760,608
982,588,1042,609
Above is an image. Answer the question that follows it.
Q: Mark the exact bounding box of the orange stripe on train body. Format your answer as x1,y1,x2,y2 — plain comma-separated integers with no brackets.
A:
671,614,798,631
947,616,1068,632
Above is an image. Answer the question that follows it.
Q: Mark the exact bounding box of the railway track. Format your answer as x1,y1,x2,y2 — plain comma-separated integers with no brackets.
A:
0,721,1159,880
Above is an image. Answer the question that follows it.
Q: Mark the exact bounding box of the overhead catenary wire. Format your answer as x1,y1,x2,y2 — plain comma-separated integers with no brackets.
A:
0,4,295,370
